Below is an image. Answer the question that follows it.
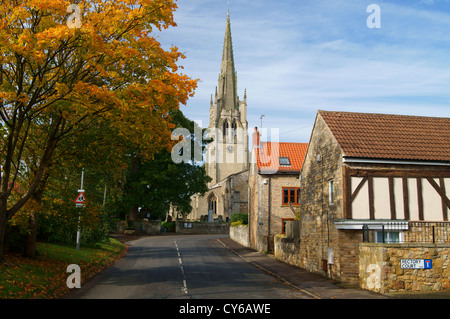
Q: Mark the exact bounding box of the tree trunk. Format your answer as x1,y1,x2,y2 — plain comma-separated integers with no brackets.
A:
129,205,139,222
23,211,39,258
23,169,50,259
0,216,6,262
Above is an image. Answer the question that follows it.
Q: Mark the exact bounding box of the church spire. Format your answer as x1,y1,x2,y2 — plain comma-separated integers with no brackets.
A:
217,10,237,110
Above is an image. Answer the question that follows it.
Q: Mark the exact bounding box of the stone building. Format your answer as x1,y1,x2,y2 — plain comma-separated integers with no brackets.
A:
187,12,249,222
249,127,308,253
298,110,450,285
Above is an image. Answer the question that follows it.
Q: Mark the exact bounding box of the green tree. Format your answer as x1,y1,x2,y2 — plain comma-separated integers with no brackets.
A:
0,0,198,260
115,110,211,221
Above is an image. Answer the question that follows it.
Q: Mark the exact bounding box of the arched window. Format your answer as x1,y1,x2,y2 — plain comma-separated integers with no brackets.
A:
231,121,237,136
223,121,229,137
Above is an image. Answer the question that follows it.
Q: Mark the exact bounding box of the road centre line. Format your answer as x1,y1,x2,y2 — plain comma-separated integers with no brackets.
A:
175,240,188,294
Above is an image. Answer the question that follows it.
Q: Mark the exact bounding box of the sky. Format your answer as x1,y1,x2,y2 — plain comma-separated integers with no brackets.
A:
158,0,450,143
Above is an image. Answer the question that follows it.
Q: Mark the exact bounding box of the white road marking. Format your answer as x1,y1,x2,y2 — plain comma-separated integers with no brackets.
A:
175,241,188,294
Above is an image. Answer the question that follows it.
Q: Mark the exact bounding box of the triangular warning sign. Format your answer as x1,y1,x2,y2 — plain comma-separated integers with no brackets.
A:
75,192,86,204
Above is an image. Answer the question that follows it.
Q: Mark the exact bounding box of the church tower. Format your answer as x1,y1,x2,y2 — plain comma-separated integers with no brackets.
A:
206,11,249,186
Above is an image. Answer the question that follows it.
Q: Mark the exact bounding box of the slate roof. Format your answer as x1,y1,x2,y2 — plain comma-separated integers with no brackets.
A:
256,142,308,173
318,110,450,162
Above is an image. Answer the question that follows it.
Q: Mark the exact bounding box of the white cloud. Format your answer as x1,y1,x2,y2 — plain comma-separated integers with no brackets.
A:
161,0,450,143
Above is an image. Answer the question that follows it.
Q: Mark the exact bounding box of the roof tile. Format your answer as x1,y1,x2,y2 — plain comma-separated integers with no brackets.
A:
256,142,308,173
318,110,450,162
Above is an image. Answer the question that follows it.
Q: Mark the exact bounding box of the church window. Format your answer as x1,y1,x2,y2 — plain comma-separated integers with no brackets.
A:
231,121,237,136
223,121,229,137
282,187,301,206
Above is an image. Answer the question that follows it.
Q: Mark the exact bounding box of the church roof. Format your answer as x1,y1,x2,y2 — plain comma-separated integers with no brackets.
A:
318,110,450,163
256,141,308,174
217,11,238,111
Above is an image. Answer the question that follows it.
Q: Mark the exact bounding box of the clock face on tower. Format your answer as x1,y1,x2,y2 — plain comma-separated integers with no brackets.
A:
227,145,234,153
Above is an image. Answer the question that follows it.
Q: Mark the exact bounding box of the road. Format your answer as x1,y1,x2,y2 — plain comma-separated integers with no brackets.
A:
65,234,309,299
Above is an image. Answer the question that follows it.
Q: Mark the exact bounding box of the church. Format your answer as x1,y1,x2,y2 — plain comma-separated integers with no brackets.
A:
188,12,250,222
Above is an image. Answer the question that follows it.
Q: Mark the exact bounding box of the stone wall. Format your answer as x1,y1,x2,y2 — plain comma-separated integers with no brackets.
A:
299,113,344,280
360,243,450,294
248,169,300,253
274,220,302,268
112,220,161,235
175,221,230,234
230,225,250,248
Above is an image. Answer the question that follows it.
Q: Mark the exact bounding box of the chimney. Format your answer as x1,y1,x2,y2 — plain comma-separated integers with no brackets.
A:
252,127,260,149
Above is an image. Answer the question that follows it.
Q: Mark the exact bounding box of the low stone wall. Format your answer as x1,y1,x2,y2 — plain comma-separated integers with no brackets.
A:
274,235,302,268
230,225,250,248
360,243,450,294
274,220,302,267
112,220,161,235
175,221,230,234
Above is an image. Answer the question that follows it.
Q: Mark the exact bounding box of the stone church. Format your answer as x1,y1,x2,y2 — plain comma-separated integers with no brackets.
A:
188,12,250,222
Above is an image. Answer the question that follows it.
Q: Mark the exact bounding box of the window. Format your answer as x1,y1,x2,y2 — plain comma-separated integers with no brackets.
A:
279,157,291,167
329,180,334,205
282,187,300,205
282,218,294,234
375,231,403,243
223,121,229,136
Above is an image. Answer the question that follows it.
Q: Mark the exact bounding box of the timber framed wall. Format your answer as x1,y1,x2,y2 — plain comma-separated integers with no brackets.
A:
342,166,450,222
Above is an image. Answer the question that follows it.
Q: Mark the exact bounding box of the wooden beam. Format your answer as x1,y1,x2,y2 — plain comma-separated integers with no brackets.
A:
351,176,368,202
344,168,450,178
389,176,396,220
427,177,450,220
342,166,352,219
417,178,424,221
402,177,410,220
440,177,449,222
368,176,375,220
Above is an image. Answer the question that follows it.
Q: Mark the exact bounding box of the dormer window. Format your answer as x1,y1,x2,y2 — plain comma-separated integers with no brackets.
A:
279,157,291,167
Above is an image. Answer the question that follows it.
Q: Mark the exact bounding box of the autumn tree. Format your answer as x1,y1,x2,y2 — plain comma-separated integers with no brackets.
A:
0,0,197,260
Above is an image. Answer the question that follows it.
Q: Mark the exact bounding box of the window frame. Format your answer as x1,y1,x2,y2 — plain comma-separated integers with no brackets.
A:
374,230,403,244
329,180,334,205
279,157,291,167
281,187,301,206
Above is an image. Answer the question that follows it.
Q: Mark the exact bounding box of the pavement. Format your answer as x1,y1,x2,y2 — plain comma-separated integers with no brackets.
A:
217,237,450,300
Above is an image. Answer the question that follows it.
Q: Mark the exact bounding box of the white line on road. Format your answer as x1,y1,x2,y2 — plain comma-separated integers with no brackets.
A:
175,241,188,294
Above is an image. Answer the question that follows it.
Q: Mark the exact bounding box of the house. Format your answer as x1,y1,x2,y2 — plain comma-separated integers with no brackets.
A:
249,127,308,253
299,110,450,285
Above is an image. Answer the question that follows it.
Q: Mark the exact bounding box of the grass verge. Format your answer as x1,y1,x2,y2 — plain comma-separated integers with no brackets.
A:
0,237,127,299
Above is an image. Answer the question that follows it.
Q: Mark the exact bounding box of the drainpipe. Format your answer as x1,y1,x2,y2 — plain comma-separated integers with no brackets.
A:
268,175,272,251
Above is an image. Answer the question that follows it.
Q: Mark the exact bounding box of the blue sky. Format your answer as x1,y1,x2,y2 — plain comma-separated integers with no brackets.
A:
158,0,450,143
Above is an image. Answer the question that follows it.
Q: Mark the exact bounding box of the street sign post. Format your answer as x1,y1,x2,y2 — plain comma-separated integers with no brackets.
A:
75,191,86,205
75,169,85,250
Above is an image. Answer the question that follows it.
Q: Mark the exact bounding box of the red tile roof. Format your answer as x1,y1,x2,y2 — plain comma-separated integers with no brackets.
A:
256,141,308,173
318,110,450,162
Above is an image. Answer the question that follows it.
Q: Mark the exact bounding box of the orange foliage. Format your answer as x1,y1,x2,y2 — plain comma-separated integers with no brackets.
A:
0,0,198,234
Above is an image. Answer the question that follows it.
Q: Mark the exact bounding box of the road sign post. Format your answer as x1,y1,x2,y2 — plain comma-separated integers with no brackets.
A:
75,169,86,250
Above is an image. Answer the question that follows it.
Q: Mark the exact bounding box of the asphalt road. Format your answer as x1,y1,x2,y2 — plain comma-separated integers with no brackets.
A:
65,234,309,299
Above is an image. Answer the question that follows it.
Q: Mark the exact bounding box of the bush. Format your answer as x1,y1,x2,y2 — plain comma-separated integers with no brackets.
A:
161,221,175,232
231,213,248,225
38,203,110,247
